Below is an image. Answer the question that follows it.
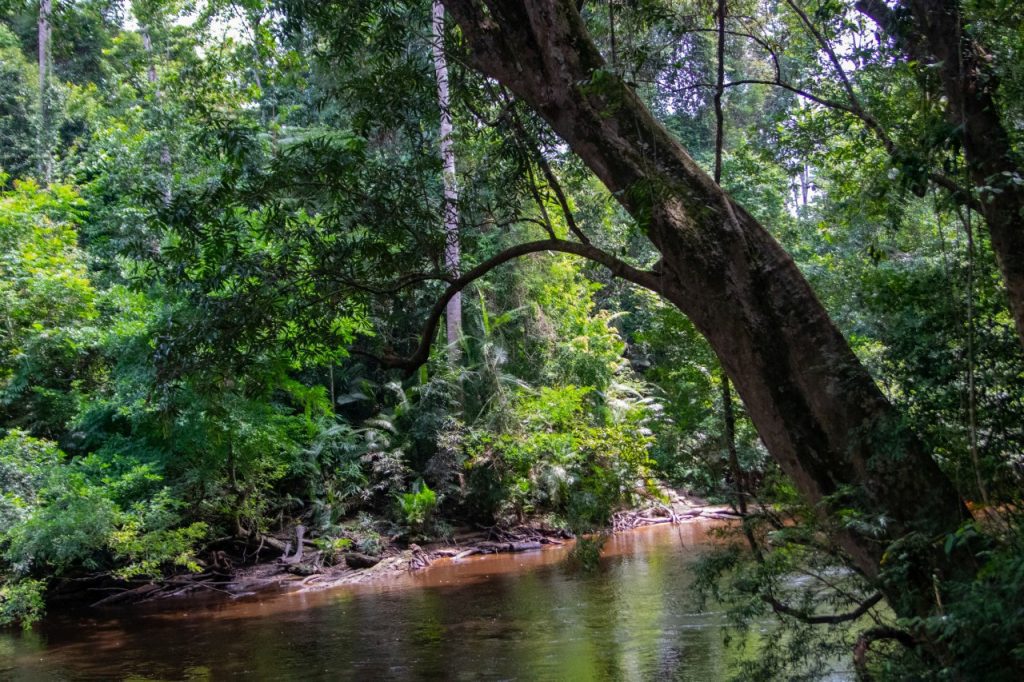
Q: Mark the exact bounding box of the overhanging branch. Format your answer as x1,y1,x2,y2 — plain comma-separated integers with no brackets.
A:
366,238,662,374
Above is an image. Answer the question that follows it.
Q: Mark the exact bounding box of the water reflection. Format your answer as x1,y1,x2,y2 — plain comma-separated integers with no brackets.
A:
1,521,747,681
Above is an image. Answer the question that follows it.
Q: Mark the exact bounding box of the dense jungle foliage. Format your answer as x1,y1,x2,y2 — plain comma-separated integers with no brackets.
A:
1,0,1023,678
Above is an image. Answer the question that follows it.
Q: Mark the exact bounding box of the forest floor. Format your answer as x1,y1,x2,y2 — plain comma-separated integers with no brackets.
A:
71,491,741,610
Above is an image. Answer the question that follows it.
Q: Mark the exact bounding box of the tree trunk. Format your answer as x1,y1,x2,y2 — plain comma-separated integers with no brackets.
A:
443,0,969,616
857,0,1024,348
431,1,462,366
37,0,52,184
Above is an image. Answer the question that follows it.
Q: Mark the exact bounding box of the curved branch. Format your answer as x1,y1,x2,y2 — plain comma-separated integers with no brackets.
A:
367,238,663,374
854,626,918,681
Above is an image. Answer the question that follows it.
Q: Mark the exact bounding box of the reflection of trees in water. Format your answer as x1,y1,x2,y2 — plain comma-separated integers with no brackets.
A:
2,525,744,680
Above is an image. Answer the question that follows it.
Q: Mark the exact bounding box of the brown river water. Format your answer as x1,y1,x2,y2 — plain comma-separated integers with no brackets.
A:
0,521,831,681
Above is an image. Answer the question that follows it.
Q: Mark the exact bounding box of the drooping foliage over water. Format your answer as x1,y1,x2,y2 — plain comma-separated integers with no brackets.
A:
1,0,1024,678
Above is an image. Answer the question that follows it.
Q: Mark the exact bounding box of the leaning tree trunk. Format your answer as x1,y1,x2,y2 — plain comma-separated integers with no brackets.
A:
443,0,970,617
431,0,462,365
858,0,1024,348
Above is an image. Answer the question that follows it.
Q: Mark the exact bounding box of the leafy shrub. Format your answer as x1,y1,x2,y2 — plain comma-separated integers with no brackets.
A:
0,579,45,629
0,435,208,626
0,431,63,529
464,384,655,528
312,536,353,565
397,481,437,533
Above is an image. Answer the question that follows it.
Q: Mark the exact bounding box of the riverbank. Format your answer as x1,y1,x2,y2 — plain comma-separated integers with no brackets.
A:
3,518,741,681
75,495,741,609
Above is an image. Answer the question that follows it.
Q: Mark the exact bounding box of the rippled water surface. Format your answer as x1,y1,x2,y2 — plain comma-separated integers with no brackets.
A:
1,521,756,681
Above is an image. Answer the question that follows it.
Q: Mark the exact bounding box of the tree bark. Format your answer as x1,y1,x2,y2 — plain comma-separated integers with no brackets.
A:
432,1,462,365
37,0,52,184
856,0,1024,348
442,0,969,615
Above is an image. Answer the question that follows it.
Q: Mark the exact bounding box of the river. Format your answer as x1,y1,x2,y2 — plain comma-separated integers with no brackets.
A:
1,521,768,680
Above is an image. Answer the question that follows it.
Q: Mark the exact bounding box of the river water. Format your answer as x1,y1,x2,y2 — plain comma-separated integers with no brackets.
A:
1,521,758,681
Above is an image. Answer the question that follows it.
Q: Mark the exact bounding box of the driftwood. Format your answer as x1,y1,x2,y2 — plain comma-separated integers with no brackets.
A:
452,548,481,561
611,504,741,531
88,570,231,608
432,548,461,558
89,583,162,608
281,525,306,564
344,552,382,569
409,544,432,571
82,504,733,608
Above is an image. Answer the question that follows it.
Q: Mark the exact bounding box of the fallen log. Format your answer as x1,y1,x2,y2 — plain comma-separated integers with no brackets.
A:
89,583,161,608
432,548,461,558
635,516,674,525
452,548,481,561
344,552,382,569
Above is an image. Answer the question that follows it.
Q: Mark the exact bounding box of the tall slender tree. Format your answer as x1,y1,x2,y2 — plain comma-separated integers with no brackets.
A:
711,0,745,518
431,0,462,365
37,0,51,184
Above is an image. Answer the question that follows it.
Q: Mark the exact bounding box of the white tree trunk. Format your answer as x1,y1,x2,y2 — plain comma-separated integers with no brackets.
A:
431,0,462,365
38,0,52,184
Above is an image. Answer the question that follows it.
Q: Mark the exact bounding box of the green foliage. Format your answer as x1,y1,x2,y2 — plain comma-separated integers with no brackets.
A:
876,519,1024,681
397,480,437,534
0,3,1019,678
693,512,882,681
312,535,353,566
465,384,655,529
0,578,45,629
0,431,208,624
0,180,96,438
1,445,207,580
0,24,37,182
0,430,62,530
